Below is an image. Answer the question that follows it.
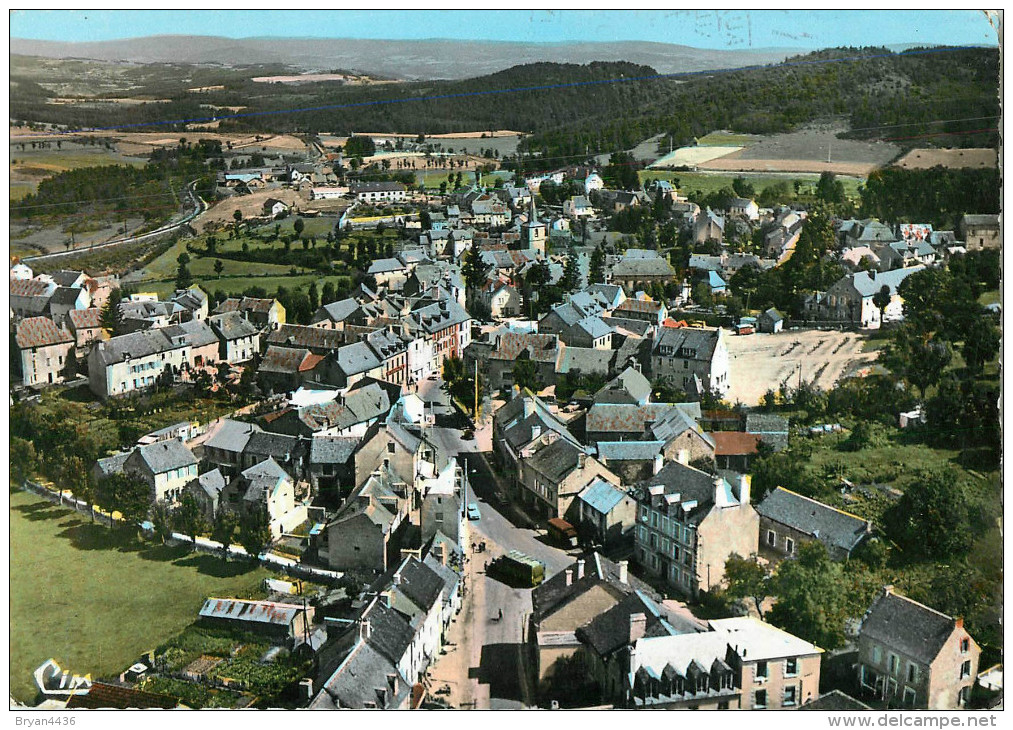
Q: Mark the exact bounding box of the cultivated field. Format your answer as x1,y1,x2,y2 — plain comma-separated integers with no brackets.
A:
9,139,146,197
9,489,270,704
895,147,997,170
197,189,310,232
649,145,743,168
702,126,899,176
724,329,879,406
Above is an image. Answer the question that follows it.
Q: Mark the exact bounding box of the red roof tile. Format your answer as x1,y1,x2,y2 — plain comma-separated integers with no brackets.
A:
711,431,761,456
15,316,73,349
66,682,179,709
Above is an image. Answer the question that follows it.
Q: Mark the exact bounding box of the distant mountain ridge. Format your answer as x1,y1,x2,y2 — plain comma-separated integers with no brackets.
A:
9,34,807,80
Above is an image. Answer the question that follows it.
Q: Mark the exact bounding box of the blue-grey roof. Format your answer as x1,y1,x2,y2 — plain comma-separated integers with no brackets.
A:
316,298,359,323
556,346,612,375
95,451,130,478
367,258,406,275
594,366,652,406
756,487,870,555
848,266,925,297
132,439,197,474
708,270,727,288
572,315,613,340
579,477,630,514
163,319,218,349
596,441,665,461
205,419,259,453
194,469,226,499
92,328,182,366
336,342,383,377
208,311,259,340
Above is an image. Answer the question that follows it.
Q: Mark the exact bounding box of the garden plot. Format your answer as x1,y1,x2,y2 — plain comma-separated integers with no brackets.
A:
724,329,878,406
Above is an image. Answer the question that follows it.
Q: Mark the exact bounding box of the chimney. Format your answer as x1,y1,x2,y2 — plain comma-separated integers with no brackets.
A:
954,617,964,630
713,476,732,508
523,398,535,417
578,452,587,469
618,560,629,584
677,449,689,465
564,569,573,586
629,612,648,643
653,453,664,475
736,474,751,505
360,619,372,641
300,678,314,701
576,559,585,580
531,424,542,440
869,269,876,280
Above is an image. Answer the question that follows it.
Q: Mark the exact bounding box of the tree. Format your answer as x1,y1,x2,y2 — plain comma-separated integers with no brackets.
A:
94,472,150,529
294,217,305,237
724,554,770,615
149,500,174,544
511,352,542,392
420,210,432,231
765,542,873,650
884,327,952,397
233,209,242,224
560,241,581,292
11,436,38,485
321,281,336,304
461,242,491,307
213,259,224,279
961,316,1000,377
886,468,972,559
175,252,193,290
212,509,241,556
692,281,714,308
872,285,892,322
815,171,846,206
239,505,273,558
174,493,208,545
99,288,124,336
588,244,606,285
732,176,755,199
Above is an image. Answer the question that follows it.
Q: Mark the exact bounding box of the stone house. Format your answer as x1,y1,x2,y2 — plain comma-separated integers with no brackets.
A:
123,439,199,503
651,326,730,397
756,487,872,562
633,463,758,598
575,477,638,545
857,586,981,709
208,312,261,364
959,214,999,251
15,316,75,387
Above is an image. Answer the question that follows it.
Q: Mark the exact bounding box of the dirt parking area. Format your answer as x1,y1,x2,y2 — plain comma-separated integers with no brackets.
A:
895,147,997,170
725,328,878,406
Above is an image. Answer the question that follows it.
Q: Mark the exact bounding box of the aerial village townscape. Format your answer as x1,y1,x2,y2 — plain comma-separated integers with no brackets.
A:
8,10,1003,714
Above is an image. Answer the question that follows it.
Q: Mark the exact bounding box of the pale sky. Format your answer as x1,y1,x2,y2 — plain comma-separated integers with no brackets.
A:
9,10,1000,49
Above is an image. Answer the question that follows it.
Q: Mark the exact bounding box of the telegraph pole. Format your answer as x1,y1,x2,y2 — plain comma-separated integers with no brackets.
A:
474,360,480,421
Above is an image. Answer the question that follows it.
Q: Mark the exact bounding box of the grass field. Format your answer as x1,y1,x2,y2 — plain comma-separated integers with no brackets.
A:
140,273,354,300
696,131,760,147
9,489,271,704
139,237,312,282
639,170,864,200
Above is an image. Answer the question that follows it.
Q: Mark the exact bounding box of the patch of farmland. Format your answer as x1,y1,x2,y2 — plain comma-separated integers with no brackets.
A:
895,147,997,170
648,145,743,169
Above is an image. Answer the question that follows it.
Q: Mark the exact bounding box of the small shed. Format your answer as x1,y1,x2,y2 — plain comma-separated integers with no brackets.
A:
758,307,785,334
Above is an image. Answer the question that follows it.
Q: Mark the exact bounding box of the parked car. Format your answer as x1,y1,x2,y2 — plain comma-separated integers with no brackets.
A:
467,503,481,521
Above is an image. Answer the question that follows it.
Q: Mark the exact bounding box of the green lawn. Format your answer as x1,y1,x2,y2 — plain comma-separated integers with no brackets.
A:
978,289,1000,307
9,489,272,704
140,273,354,300
696,131,759,147
639,170,864,200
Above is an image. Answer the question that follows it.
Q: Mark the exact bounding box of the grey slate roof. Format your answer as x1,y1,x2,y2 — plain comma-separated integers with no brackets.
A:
241,457,290,503
92,329,183,366
95,451,130,479
756,487,870,555
134,439,197,474
653,327,721,362
577,590,705,658
310,437,359,465
335,341,382,377
801,691,873,711
315,298,359,324
635,460,723,524
861,589,959,666
362,599,416,667
525,438,586,483
594,366,652,405
194,469,227,499
611,257,677,278
556,346,613,375
163,319,218,349
393,556,445,613
572,315,612,340
208,311,259,340
311,641,409,710
205,419,259,454
532,552,658,622
596,441,665,461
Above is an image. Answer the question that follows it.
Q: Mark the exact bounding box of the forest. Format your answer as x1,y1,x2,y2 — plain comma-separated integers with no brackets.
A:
11,46,998,166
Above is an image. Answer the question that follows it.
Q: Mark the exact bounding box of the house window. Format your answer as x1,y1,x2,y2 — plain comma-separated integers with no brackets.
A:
387,442,396,454
639,505,649,523
960,661,971,680
785,657,798,676
903,688,917,708
717,701,729,710
872,646,882,665
783,686,797,707
766,530,776,547
651,512,658,528
960,638,970,654
889,654,899,675
785,537,795,554
755,661,768,680
753,689,767,709
907,663,918,683
958,687,970,706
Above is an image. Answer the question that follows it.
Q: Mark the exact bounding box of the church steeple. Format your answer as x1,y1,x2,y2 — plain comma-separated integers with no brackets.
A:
529,196,538,225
